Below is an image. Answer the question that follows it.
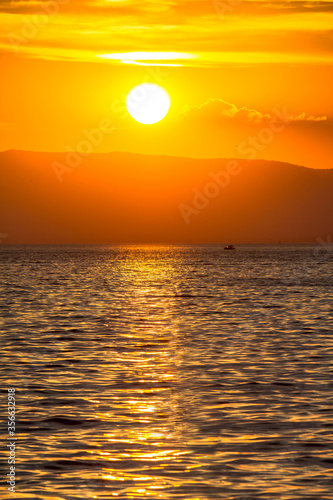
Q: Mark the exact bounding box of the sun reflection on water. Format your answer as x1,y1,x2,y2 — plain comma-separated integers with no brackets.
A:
84,248,193,496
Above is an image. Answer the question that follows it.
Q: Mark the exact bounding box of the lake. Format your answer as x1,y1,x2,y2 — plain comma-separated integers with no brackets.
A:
1,244,333,499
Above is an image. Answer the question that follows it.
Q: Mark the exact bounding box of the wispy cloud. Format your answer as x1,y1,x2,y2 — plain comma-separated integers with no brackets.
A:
0,0,332,64
2,1,333,15
96,51,199,66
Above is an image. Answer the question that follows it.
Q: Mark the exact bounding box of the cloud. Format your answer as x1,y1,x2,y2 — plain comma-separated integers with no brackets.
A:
181,99,271,124
212,1,333,16
291,112,328,121
1,0,333,16
0,0,151,15
180,99,327,125
0,0,332,65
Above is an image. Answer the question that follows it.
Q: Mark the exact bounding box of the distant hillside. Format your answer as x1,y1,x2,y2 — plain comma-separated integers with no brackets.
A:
0,150,332,244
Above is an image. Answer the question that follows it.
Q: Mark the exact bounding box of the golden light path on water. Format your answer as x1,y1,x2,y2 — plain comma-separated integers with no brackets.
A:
95,249,192,497
0,245,333,499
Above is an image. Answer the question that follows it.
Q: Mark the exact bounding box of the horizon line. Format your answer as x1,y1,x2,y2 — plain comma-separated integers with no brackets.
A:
0,149,324,171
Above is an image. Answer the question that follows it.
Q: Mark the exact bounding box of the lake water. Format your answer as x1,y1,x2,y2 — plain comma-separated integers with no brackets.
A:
1,244,333,500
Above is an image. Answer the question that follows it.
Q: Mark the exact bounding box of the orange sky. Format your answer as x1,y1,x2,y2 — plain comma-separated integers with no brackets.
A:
1,0,333,169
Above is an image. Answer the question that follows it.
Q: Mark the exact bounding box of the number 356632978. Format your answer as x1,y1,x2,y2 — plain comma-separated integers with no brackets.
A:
8,389,15,433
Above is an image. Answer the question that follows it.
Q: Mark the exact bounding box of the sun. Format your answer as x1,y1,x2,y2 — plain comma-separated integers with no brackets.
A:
126,83,171,124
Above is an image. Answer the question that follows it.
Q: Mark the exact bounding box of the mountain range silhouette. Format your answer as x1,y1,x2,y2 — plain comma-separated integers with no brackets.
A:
1,150,332,244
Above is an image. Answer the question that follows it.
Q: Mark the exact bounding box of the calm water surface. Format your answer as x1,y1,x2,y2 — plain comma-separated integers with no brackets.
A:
1,245,333,500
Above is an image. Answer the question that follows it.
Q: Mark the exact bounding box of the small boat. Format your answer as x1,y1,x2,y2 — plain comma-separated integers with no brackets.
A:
224,244,235,250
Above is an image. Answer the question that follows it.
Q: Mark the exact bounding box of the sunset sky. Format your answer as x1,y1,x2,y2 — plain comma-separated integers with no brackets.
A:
1,0,332,169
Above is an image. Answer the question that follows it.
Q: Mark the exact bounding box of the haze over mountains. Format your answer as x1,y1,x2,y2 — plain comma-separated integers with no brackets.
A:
1,150,332,244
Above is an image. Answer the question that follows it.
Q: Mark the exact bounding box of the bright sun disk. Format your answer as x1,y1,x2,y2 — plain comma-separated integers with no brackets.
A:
126,83,171,125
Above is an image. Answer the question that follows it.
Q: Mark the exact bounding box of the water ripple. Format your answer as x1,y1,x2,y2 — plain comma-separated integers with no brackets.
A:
0,245,333,499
